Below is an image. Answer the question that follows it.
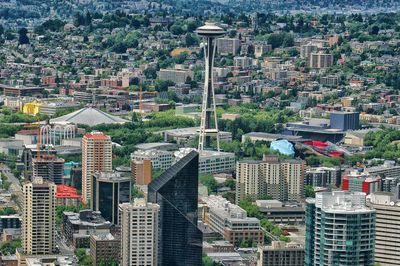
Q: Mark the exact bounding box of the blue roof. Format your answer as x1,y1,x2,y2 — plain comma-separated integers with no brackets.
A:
270,139,295,156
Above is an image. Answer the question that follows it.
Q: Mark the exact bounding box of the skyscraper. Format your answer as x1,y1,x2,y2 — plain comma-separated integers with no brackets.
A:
236,155,304,203
22,177,56,255
148,150,202,266
32,154,64,184
82,132,112,204
368,192,400,266
131,159,152,185
305,191,375,266
196,22,225,151
120,199,160,266
92,171,131,224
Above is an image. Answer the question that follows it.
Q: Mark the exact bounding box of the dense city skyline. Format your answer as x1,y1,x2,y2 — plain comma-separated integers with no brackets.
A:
0,0,399,265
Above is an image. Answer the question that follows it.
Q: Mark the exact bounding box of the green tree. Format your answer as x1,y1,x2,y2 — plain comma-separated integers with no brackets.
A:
0,239,21,255
200,174,219,194
304,185,315,198
18,28,29,45
185,33,199,46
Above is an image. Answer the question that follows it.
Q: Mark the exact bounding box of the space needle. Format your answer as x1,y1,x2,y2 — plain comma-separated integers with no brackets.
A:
195,22,226,151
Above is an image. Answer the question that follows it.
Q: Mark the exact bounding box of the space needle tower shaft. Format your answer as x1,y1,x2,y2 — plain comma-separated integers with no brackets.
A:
195,22,226,151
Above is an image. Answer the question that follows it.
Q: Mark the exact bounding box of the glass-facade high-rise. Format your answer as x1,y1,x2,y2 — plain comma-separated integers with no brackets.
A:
148,150,202,266
305,191,375,266
92,171,131,224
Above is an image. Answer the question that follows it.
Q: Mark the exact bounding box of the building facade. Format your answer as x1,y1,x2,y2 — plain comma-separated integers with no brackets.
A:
158,69,193,84
92,171,131,224
131,159,152,185
148,151,203,266
201,195,264,246
22,177,56,255
309,52,333,69
368,192,400,266
257,241,304,266
305,191,375,266
89,233,120,265
216,38,241,55
120,199,160,266
131,149,174,171
236,156,304,203
305,167,341,188
330,112,360,131
32,155,64,184
82,132,112,204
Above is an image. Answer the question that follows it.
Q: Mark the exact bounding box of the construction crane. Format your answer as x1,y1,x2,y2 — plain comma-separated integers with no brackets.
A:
23,123,42,160
138,86,158,114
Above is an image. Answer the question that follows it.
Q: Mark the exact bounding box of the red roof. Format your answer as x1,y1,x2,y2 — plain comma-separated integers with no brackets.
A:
56,185,81,199
84,132,110,140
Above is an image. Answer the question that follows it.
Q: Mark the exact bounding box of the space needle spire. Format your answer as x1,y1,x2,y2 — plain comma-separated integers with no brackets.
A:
195,22,226,151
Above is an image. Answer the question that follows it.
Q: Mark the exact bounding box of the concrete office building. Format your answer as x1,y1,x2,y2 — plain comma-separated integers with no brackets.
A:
148,150,202,266
216,38,241,55
305,191,375,266
201,195,264,245
131,149,174,171
89,233,120,265
62,210,113,249
236,155,304,203
309,52,333,69
257,241,304,266
366,160,400,179
158,69,193,84
22,177,56,255
120,199,160,266
32,155,64,184
256,200,305,224
175,148,235,174
82,132,112,204
367,192,400,266
0,214,20,230
92,171,131,224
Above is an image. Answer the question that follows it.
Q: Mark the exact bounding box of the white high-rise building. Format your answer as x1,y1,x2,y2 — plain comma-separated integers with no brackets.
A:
82,132,112,204
119,199,160,266
368,192,400,266
22,177,56,255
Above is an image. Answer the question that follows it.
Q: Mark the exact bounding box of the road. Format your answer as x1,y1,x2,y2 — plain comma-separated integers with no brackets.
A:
56,231,75,255
0,164,23,208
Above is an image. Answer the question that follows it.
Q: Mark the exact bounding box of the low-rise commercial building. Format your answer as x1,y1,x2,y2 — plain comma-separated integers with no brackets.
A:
131,149,174,171
201,195,264,246
175,148,235,174
257,241,304,266
62,210,113,248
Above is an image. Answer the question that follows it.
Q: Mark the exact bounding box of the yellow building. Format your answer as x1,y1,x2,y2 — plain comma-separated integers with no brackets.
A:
22,100,42,116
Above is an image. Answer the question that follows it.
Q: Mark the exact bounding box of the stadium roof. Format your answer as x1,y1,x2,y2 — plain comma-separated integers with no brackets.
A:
50,107,128,126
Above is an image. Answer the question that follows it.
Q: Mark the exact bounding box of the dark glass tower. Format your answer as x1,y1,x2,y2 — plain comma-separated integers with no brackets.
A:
92,171,131,224
148,150,203,266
